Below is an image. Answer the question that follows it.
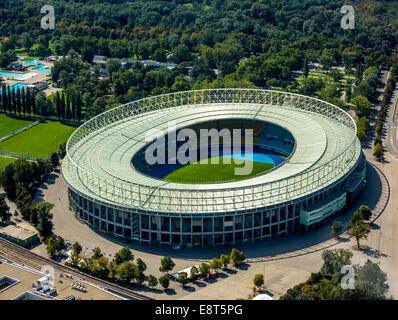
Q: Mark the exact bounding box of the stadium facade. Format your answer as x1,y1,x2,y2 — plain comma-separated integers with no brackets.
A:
62,89,366,248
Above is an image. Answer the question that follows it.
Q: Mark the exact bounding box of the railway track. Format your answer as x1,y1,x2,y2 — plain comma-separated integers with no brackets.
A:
0,237,153,300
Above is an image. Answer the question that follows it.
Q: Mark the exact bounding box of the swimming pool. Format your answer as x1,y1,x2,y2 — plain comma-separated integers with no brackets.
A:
32,64,51,73
21,59,40,67
0,70,37,80
0,83,29,93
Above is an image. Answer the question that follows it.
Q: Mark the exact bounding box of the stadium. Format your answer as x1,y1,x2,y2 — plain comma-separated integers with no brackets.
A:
62,89,366,248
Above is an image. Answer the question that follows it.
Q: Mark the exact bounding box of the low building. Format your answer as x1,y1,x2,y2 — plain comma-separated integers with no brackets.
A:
0,259,123,300
32,81,48,92
93,55,107,64
0,225,39,248
121,59,177,70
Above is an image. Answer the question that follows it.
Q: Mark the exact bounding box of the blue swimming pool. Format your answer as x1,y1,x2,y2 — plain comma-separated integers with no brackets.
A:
0,83,28,93
32,64,51,73
0,70,37,80
21,59,40,67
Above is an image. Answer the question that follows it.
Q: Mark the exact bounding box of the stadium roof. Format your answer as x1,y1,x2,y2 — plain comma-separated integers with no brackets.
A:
62,89,361,215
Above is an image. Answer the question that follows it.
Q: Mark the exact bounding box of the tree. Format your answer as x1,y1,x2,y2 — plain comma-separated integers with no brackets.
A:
55,236,66,253
46,238,57,258
331,220,343,238
114,247,133,265
303,57,309,78
134,265,145,285
199,262,210,278
148,275,158,289
220,254,230,270
171,44,191,64
253,274,264,291
36,202,54,238
319,49,336,70
13,159,32,189
299,78,324,97
374,143,383,159
330,69,343,83
0,194,11,224
190,266,199,281
50,152,59,168
159,275,170,291
72,241,82,255
358,205,372,221
177,271,188,287
209,258,222,272
66,251,82,269
92,247,103,260
356,259,388,299
91,256,110,279
351,95,372,118
351,221,370,249
230,248,246,266
116,261,135,283
350,210,363,228
55,91,61,119
159,256,175,274
136,258,147,272
357,117,370,141
0,163,16,198
321,249,353,276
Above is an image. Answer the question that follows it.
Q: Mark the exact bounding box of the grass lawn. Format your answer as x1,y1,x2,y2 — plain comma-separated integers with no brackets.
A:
0,156,16,170
163,157,274,184
0,114,33,138
0,121,76,159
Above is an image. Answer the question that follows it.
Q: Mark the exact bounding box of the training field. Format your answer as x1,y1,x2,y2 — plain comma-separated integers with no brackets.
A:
0,121,76,159
0,114,33,138
163,156,274,184
0,156,16,170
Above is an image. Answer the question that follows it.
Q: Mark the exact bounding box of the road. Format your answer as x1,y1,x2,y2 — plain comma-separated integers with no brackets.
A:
385,76,398,160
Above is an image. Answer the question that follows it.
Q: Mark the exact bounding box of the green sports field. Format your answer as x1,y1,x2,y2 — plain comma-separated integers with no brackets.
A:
0,121,76,159
163,157,274,184
0,114,33,138
0,156,16,170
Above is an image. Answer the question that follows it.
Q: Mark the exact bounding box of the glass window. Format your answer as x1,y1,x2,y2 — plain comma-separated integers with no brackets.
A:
182,218,191,232
214,217,223,232
141,215,149,229
171,218,181,232
254,212,261,227
161,217,170,232
244,214,252,229
171,234,181,244
235,215,243,230
203,218,212,232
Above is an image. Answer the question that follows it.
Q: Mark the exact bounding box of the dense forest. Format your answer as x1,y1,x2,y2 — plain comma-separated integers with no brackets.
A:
0,0,397,119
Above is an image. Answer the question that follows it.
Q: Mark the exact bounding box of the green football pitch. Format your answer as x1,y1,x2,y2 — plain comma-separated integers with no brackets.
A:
0,121,76,159
163,157,274,184
0,114,33,138
0,156,16,170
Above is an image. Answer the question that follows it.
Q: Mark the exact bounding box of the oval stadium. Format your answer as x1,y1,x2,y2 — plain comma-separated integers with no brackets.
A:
62,89,366,248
